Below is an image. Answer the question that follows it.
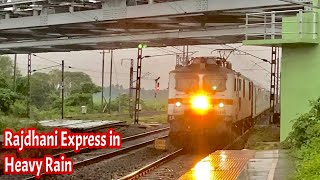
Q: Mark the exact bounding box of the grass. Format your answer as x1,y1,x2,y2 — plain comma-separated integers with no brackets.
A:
245,125,280,150
0,116,44,133
1,108,167,133
139,114,167,124
62,111,167,124
67,113,132,121
0,112,167,135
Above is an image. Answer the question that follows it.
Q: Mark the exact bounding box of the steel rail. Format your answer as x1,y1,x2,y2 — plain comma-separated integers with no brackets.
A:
52,127,170,158
119,124,256,180
0,127,169,177
20,129,169,180
119,149,184,180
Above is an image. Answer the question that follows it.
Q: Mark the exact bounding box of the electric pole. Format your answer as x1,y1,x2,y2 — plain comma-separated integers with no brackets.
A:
154,77,160,98
121,58,134,118
61,60,65,119
129,58,134,118
134,44,147,124
101,50,105,112
27,54,32,118
13,54,17,92
108,50,113,114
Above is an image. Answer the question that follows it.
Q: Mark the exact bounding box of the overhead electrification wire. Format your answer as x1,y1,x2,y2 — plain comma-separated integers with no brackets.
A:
222,44,270,64
154,47,177,54
28,54,130,76
145,53,178,58
197,44,271,74
223,44,271,74
32,54,61,65
32,64,61,72
69,66,129,75
17,62,55,68
171,46,183,52
191,45,217,50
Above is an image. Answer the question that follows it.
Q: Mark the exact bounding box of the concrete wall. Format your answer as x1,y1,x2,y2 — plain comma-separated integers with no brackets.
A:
281,44,320,141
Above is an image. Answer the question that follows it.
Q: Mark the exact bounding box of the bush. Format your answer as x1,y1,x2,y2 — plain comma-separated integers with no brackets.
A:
10,100,28,118
286,98,320,179
294,153,320,180
0,116,44,133
30,107,60,120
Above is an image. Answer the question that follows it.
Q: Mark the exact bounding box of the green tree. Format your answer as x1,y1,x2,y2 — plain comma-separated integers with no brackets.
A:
81,82,100,94
0,76,9,89
111,94,130,112
30,72,57,110
0,55,13,78
0,78,17,114
48,69,94,95
66,93,92,107
16,76,29,96
66,82,100,108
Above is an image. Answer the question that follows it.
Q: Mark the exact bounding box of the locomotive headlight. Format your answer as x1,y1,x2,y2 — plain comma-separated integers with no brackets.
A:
191,94,210,111
218,102,224,108
175,102,182,107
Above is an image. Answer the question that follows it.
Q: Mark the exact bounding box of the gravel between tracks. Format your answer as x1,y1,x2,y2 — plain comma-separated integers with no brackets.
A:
0,124,169,180
70,130,169,163
138,153,208,180
49,143,178,180
110,124,169,138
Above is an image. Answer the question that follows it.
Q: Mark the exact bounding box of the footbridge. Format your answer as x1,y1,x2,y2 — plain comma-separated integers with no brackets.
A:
0,0,308,53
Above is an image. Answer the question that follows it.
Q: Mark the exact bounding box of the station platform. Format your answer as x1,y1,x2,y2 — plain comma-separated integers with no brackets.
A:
179,149,294,180
39,119,125,131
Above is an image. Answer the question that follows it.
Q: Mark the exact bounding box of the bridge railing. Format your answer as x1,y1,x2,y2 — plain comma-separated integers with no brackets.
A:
245,9,318,41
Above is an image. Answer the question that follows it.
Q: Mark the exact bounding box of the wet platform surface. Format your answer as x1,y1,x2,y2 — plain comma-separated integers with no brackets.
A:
39,119,125,131
179,150,256,180
238,150,294,180
179,149,294,180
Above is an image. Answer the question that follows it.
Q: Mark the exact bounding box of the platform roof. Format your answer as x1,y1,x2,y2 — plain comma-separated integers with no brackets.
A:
0,0,310,54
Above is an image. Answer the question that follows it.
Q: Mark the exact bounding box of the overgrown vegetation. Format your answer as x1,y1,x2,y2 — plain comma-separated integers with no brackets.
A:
0,55,168,133
285,98,320,180
245,126,280,150
0,116,44,133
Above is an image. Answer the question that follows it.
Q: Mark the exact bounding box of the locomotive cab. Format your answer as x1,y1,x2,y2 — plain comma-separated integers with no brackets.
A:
167,57,236,148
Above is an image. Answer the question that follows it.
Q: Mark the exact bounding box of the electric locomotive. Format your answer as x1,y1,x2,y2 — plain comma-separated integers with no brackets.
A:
167,56,270,148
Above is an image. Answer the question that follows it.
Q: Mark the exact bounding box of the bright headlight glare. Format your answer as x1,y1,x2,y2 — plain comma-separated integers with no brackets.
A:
191,95,210,111
175,102,182,107
219,102,224,108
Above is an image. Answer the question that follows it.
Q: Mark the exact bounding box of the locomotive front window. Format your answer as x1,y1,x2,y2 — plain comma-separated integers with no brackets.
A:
203,75,226,92
175,74,199,92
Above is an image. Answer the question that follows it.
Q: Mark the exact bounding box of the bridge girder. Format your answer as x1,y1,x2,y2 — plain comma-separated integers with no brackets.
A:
0,0,308,53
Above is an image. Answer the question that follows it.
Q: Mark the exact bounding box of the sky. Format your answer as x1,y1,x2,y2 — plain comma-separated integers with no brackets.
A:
9,44,275,90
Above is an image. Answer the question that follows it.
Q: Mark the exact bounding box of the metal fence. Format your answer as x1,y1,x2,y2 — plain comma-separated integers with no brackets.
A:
245,9,318,41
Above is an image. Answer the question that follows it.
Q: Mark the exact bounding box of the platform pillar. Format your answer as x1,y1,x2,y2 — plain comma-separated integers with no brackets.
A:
280,44,320,141
244,0,320,141
279,0,320,141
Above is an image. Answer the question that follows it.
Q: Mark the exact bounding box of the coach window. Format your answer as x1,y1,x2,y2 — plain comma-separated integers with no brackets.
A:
249,82,252,100
234,78,237,91
238,79,241,91
175,74,198,92
243,79,245,97
203,75,227,92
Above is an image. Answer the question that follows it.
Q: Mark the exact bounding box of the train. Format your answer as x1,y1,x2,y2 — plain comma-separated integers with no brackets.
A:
167,56,270,148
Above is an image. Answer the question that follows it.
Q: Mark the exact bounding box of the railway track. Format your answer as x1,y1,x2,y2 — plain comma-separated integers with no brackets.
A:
119,128,252,180
120,149,184,180
0,127,169,180
53,127,170,158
